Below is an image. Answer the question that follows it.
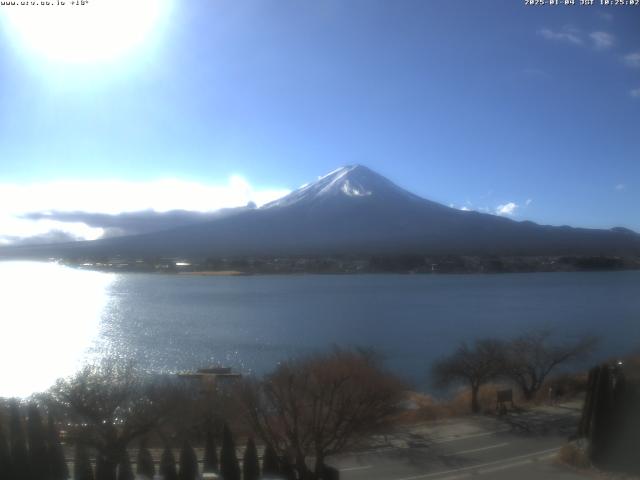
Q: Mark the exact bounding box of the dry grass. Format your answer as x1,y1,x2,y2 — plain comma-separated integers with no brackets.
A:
392,390,482,424
394,383,516,423
557,443,591,470
395,354,640,426
395,373,592,424
556,443,640,480
620,354,640,381
534,372,589,404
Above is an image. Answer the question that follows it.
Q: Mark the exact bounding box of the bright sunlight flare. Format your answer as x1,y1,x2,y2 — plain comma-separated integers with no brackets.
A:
1,0,171,64
0,262,114,397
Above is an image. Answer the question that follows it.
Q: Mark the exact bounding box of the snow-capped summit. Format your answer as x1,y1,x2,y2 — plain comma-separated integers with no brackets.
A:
3,165,639,259
262,164,422,209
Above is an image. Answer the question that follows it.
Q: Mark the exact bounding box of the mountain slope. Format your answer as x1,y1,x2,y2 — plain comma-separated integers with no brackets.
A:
2,165,639,259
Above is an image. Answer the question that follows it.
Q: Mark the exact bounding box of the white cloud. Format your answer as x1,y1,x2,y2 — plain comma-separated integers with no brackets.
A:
0,218,104,246
589,31,615,50
538,27,582,46
623,52,640,68
525,198,533,206
450,200,474,212
496,202,518,216
0,177,290,244
630,88,640,99
597,12,614,22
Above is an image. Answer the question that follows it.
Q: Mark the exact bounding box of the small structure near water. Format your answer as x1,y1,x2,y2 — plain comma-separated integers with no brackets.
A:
177,367,242,393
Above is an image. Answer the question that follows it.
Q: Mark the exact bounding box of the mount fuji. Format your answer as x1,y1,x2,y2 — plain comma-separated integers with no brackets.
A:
2,165,639,259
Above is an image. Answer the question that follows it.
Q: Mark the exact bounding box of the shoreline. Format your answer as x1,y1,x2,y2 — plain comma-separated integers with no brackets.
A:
2,261,640,277
177,270,246,276
2,254,639,276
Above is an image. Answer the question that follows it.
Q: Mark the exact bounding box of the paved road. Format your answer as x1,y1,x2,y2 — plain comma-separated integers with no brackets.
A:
332,403,590,480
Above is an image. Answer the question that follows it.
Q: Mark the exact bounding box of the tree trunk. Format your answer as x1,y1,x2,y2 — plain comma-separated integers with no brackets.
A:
98,444,126,480
296,453,314,480
578,367,600,438
314,454,325,479
95,454,118,480
521,387,535,401
471,385,480,413
589,366,614,466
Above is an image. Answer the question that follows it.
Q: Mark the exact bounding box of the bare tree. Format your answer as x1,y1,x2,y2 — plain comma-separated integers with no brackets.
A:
236,348,405,480
50,360,181,480
432,339,506,413
503,329,597,400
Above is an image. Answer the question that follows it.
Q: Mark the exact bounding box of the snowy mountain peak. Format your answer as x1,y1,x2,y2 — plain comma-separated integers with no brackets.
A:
262,164,418,209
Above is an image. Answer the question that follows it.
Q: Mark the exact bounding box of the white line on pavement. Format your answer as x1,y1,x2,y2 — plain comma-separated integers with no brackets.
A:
444,442,509,456
340,465,373,472
477,453,556,475
390,447,560,480
433,473,470,480
431,453,558,480
358,429,511,454
433,429,510,444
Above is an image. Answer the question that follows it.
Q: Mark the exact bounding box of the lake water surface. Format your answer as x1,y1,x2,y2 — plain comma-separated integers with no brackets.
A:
1,262,639,397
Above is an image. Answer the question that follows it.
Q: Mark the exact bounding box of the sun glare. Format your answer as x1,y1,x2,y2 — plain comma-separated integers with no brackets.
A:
0,262,115,398
1,0,171,64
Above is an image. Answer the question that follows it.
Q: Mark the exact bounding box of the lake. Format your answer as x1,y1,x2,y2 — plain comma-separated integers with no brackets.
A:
1,261,639,397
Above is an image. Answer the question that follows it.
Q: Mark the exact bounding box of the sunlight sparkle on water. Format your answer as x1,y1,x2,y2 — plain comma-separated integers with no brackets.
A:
0,262,114,398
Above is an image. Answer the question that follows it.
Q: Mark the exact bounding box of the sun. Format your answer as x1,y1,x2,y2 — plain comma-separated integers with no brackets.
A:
0,0,171,64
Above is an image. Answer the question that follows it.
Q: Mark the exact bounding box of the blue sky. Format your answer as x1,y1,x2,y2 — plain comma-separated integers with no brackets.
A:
0,0,638,242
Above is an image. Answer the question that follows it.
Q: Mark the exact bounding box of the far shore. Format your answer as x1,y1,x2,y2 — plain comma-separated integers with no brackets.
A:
177,270,246,276
2,253,639,276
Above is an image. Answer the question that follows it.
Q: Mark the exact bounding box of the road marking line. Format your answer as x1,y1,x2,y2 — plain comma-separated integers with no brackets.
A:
477,453,556,475
478,458,533,474
340,465,372,472
444,442,509,456
390,447,560,480
428,429,510,444
358,429,510,454
434,474,470,480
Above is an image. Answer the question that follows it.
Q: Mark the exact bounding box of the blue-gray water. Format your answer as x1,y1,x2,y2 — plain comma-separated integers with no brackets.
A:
1,262,638,397
98,270,640,389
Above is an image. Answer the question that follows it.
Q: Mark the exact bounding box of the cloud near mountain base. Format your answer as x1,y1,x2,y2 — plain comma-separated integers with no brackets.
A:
0,177,290,245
